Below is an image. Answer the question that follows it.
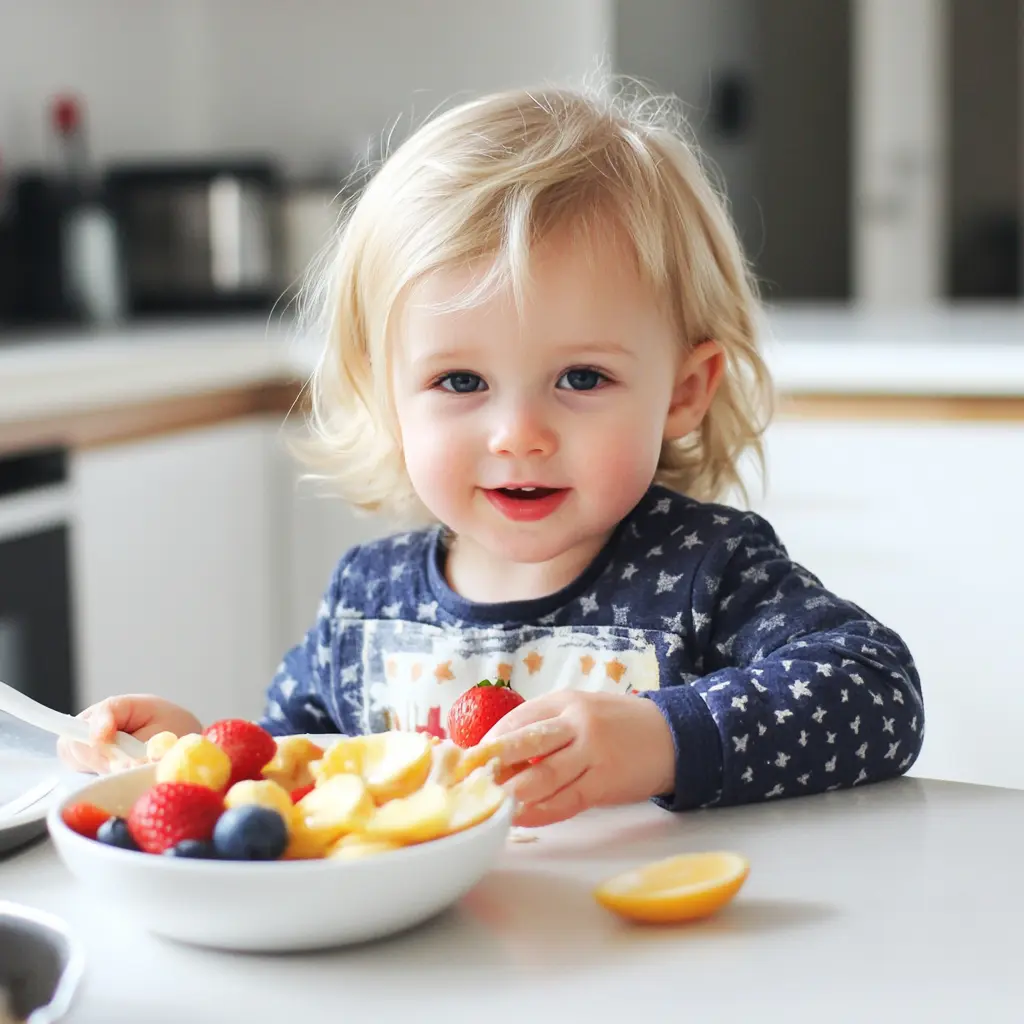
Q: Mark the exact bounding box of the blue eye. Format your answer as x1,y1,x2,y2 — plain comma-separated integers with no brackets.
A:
557,368,606,391
437,372,486,394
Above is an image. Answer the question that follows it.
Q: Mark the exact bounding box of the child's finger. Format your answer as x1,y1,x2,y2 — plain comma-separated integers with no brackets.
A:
487,717,575,768
503,739,587,808
86,705,118,745
512,773,592,828
87,694,158,741
478,693,566,742
55,736,115,775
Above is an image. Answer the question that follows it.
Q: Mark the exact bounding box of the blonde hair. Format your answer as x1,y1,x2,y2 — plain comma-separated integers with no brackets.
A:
299,80,774,519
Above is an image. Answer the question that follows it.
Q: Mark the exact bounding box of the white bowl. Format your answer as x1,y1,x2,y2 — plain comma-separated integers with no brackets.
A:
46,752,512,952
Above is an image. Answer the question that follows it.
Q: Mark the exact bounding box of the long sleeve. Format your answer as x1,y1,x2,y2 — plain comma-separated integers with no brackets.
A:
644,513,924,810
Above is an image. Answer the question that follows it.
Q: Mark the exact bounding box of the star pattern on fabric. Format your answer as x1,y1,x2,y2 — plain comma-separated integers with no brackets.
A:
259,486,922,815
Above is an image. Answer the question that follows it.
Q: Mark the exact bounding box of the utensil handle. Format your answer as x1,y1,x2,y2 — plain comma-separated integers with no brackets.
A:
0,680,147,759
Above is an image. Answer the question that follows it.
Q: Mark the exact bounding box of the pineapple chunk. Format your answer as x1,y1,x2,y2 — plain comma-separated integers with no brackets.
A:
154,734,231,791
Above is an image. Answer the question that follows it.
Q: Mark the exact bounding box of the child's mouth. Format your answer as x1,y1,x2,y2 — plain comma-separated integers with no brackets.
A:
485,486,568,522
497,486,558,500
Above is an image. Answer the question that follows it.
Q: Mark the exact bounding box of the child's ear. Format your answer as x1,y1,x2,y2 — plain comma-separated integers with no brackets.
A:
663,340,725,441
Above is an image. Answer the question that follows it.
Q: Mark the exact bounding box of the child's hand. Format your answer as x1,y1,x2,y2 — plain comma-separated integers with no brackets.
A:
481,691,676,828
56,694,203,775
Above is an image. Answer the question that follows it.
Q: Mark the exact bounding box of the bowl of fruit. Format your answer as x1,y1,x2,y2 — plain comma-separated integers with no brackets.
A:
47,721,511,952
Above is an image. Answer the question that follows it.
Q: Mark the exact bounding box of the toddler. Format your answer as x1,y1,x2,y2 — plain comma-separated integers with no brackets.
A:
62,82,923,828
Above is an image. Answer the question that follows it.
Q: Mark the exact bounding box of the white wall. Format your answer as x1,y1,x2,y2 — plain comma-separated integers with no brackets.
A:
0,0,613,175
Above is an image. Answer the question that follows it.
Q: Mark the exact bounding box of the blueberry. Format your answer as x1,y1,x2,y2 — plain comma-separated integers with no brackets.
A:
212,806,288,861
96,816,139,852
164,839,217,859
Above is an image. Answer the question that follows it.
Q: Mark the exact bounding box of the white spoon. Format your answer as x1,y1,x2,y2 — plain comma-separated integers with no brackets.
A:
0,680,147,762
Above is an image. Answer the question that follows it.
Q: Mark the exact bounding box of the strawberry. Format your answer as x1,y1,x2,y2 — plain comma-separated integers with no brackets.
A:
127,782,225,854
446,679,525,748
202,719,277,788
61,801,112,840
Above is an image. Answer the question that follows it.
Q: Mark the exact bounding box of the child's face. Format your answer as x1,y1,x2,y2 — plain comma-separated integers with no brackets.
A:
392,223,721,582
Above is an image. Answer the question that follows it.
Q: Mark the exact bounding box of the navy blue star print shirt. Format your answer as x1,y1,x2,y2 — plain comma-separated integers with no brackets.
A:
260,485,924,811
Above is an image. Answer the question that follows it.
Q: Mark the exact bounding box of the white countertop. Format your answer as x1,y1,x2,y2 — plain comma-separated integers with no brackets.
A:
762,304,1024,397
0,317,312,426
2,776,1021,1022
1,304,1023,427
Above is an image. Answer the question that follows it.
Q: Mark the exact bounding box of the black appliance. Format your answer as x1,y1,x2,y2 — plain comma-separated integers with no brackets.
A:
0,449,75,715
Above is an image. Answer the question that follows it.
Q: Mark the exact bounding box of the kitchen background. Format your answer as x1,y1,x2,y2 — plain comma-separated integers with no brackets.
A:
0,1,1022,790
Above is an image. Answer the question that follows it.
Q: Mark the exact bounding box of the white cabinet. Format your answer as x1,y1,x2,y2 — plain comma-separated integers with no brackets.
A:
277,425,396,645
70,416,396,727
739,418,1024,790
70,418,284,724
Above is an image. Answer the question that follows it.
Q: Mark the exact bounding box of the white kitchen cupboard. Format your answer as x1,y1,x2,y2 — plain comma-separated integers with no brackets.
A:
277,425,397,645
739,417,1024,790
70,417,286,724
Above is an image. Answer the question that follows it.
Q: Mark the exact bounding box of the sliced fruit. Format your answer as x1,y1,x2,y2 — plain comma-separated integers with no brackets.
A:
262,736,325,790
593,851,750,924
328,833,403,860
203,719,278,788
445,765,506,835
358,731,433,802
154,734,232,792
282,820,335,860
310,736,365,782
61,801,112,840
145,731,179,763
224,778,296,829
360,783,453,844
289,782,315,803
449,740,502,785
425,740,464,787
294,773,374,849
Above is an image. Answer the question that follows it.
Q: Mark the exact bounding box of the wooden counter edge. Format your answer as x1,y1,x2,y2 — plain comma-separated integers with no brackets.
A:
0,379,305,456
3,384,1024,458
778,392,1024,422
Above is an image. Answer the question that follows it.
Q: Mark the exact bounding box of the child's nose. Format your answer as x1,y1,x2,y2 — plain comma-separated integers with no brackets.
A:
488,401,557,458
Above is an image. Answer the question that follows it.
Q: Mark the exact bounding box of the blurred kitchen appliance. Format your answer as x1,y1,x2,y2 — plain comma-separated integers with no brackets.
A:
279,178,341,294
104,159,282,315
0,449,75,716
2,94,123,327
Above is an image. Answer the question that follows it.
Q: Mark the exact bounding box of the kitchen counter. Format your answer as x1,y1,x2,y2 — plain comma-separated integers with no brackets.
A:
1,305,1023,451
762,304,1024,396
1,777,1021,1022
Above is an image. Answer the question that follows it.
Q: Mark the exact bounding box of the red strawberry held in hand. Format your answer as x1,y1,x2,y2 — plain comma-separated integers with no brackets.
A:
202,719,277,788
446,679,525,748
127,782,224,854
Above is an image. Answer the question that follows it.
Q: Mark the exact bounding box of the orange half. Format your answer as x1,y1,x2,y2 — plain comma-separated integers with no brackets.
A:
594,851,749,924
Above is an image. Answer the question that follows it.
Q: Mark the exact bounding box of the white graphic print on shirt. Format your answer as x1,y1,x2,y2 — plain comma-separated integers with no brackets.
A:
352,621,662,737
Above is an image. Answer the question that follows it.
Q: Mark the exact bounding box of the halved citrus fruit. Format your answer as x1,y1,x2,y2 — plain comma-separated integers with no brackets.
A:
594,851,749,924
